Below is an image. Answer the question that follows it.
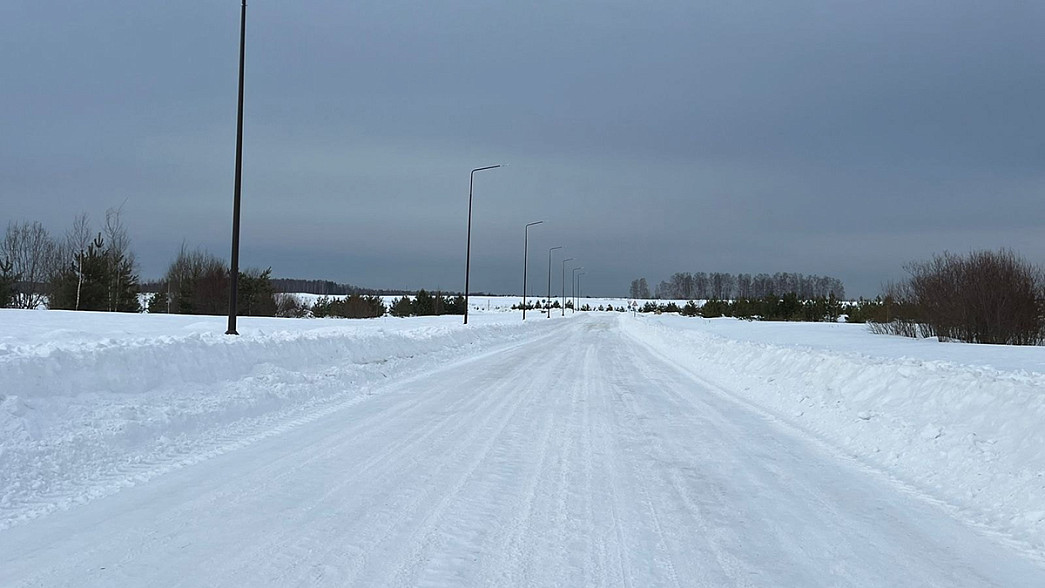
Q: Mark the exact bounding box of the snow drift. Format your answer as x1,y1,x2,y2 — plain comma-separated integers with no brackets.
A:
623,314,1045,557
0,310,564,529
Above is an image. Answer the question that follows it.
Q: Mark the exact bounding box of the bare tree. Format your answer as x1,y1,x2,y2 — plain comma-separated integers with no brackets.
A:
693,272,709,299
736,273,752,298
3,221,59,308
629,277,650,299
103,206,135,312
65,213,92,311
162,243,228,315
654,279,672,299
669,272,694,299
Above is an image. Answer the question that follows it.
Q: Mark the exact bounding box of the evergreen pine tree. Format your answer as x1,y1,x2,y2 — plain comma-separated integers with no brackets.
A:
389,296,414,317
107,249,142,312
0,256,17,308
442,294,466,315
237,267,276,316
414,289,435,316
49,234,108,310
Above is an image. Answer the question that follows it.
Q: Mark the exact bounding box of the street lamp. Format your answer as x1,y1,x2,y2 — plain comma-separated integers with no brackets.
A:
571,266,584,314
546,246,562,318
522,221,543,320
463,164,501,325
577,272,586,311
226,0,248,336
561,258,573,317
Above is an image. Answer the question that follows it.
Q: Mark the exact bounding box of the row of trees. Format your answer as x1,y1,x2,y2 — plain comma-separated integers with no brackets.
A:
633,249,1045,345
0,215,472,321
1,214,286,318
636,294,844,322
699,294,844,322
11,214,1039,344
148,246,289,318
3,210,143,311
388,290,466,317
631,272,846,301
265,278,413,297
147,247,471,320
311,294,387,319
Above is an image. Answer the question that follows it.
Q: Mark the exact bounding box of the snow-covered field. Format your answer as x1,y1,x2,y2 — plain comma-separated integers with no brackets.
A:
3,305,1045,584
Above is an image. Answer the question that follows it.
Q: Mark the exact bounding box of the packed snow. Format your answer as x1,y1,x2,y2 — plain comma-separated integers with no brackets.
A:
2,304,1045,585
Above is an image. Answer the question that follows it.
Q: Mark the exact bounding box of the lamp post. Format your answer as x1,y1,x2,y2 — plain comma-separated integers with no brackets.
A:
577,272,586,311
571,266,583,314
546,246,562,318
226,0,248,336
561,258,573,317
463,164,501,325
522,221,543,320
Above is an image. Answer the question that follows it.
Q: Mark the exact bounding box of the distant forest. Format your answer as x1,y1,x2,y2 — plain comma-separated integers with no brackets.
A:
271,278,410,296
141,278,468,298
631,272,846,301
267,279,480,297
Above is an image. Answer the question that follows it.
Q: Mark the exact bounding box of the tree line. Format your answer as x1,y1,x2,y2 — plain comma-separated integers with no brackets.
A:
1,212,469,321
2,210,142,312
629,249,1045,345
630,272,846,301
632,294,843,322
8,214,1044,344
269,278,414,297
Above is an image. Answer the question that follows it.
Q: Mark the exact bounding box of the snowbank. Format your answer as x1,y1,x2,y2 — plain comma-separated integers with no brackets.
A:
0,309,564,529
622,314,1045,556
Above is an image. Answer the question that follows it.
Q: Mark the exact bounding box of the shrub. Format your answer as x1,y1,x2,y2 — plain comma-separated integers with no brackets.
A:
275,293,309,318
700,299,728,318
874,250,1044,345
159,245,228,315
441,294,466,315
389,296,414,317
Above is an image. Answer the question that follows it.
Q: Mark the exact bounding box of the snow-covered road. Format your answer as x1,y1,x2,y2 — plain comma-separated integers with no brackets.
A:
2,314,1043,586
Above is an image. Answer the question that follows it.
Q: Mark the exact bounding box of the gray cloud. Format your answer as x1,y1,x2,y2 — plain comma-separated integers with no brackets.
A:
2,1,1043,298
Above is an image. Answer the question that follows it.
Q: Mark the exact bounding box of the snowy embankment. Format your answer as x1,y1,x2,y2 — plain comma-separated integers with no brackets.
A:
623,315,1045,557
0,309,562,530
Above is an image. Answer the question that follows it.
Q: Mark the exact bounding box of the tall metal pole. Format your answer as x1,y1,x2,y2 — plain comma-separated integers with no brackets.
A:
561,258,573,317
226,0,247,336
546,246,562,318
522,221,543,320
572,267,583,314
463,165,500,325
577,272,586,311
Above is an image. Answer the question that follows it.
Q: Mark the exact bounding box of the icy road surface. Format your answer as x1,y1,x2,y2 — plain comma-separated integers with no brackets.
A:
2,315,1043,586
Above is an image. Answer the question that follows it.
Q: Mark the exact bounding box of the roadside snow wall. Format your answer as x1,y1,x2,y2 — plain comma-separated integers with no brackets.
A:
0,318,561,529
622,316,1045,558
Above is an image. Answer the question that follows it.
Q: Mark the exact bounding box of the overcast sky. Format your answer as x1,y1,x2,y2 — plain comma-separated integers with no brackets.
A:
2,1,1043,297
